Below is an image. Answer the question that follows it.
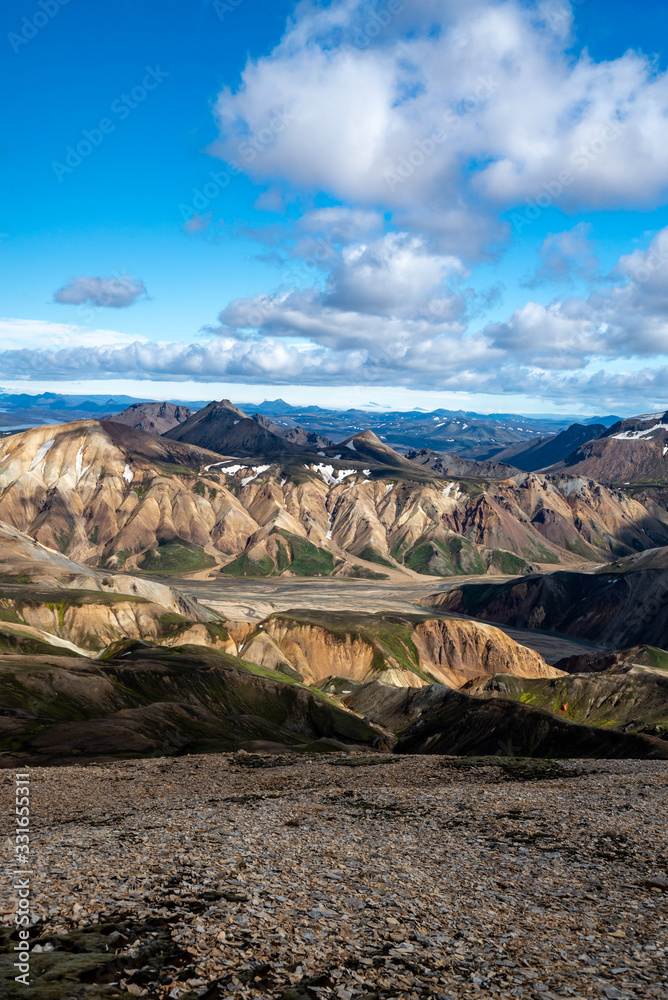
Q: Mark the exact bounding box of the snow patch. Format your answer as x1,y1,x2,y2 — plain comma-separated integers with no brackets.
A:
345,440,356,451
205,462,244,474
123,463,134,483
309,463,357,485
75,445,91,484
29,439,54,472
442,482,461,498
241,465,270,486
611,423,668,441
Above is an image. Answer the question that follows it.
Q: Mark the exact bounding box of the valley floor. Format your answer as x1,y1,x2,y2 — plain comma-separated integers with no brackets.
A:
1,754,666,1000
163,574,607,662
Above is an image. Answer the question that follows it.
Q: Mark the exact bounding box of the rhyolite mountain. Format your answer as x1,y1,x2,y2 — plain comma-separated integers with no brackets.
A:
2,419,668,579
105,401,193,435
546,410,668,484
235,609,562,689
1,458,667,764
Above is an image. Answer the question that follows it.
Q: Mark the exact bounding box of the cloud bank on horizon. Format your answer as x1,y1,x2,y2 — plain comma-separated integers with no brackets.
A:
6,0,668,412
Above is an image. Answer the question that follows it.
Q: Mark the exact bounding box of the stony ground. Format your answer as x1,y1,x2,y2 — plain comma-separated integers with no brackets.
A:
1,754,667,1000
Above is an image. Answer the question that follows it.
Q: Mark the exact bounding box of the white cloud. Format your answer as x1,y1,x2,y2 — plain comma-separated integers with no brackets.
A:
487,226,668,367
6,226,668,412
54,275,147,308
0,318,148,352
521,223,600,288
210,0,668,244
218,232,471,350
299,206,383,243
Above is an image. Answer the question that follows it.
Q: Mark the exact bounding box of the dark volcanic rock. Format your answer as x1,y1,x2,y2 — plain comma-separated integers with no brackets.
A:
0,645,380,767
346,680,668,759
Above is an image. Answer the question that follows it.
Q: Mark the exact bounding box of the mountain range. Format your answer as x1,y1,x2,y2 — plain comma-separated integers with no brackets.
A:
1,519,666,764
0,390,622,454
1,396,668,764
2,413,668,582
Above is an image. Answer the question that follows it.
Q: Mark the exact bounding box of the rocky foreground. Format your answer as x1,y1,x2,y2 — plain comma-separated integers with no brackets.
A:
1,754,667,1000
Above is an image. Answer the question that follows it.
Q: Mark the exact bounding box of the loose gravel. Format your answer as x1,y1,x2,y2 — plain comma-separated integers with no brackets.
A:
1,754,667,1000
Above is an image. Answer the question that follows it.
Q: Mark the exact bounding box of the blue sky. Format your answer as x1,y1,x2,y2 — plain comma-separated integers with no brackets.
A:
2,0,668,414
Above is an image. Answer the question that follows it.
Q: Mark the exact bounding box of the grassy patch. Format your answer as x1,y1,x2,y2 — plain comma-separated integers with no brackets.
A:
358,546,395,568
404,536,485,576
139,539,216,575
341,565,389,580
488,550,528,575
276,530,334,576
53,528,72,554
221,552,274,577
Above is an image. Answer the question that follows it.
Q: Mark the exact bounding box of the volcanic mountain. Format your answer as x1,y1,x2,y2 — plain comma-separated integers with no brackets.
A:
548,410,668,484
322,430,420,469
421,562,668,650
105,401,193,435
164,398,306,457
345,679,668,758
2,419,668,579
252,413,334,450
406,448,519,478
489,422,606,472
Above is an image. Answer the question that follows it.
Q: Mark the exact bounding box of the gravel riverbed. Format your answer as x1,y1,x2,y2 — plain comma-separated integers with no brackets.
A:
1,754,667,1000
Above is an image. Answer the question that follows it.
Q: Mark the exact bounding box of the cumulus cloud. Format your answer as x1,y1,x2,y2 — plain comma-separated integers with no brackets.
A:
217,232,471,352
486,227,668,367
522,223,600,288
7,225,668,411
3,336,667,411
210,0,668,244
0,318,148,352
54,275,147,308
